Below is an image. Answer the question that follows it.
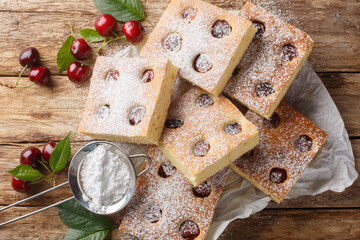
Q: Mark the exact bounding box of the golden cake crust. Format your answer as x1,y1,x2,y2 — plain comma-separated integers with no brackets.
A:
224,2,315,118
119,146,229,240
78,57,177,145
159,87,259,186
141,0,256,96
230,102,328,203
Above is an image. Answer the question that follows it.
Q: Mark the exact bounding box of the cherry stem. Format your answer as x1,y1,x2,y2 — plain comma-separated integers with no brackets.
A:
96,36,130,53
37,160,52,175
66,24,74,36
14,82,37,88
144,17,154,27
15,64,28,86
30,172,55,185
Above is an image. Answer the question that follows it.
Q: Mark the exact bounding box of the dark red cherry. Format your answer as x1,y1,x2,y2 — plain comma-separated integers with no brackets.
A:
11,176,30,193
29,66,50,86
143,205,162,223
95,14,117,37
20,147,41,169
252,21,266,40
183,8,197,23
224,122,242,135
269,168,287,184
71,39,92,61
129,106,146,125
211,20,232,38
142,69,154,83
193,181,211,198
193,141,210,157
122,20,145,44
19,47,40,67
67,61,91,84
42,142,56,163
295,135,313,152
196,94,214,108
193,54,213,73
281,44,298,61
179,220,200,240
158,161,176,178
255,82,274,97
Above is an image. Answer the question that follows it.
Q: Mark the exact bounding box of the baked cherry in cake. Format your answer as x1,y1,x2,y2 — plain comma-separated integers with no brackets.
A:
159,87,259,186
158,161,176,178
119,147,229,240
140,0,257,96
78,57,178,145
193,181,211,198
231,102,328,203
224,2,315,118
179,220,200,240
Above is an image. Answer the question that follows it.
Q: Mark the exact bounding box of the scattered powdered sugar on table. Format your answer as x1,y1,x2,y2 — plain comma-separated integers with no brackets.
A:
80,145,130,213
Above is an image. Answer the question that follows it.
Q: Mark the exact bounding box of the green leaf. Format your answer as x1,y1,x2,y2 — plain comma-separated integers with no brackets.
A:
7,165,43,181
57,35,76,74
50,132,71,172
64,229,109,240
93,0,145,22
79,29,106,43
57,199,114,232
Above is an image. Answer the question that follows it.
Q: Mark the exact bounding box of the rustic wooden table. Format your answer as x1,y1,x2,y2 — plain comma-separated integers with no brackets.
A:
0,0,359,239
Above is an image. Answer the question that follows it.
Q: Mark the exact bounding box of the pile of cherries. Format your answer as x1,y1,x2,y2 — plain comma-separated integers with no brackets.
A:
17,47,51,87
67,14,145,84
11,142,56,193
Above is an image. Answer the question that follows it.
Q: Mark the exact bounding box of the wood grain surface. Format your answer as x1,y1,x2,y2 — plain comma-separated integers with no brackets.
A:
0,0,359,239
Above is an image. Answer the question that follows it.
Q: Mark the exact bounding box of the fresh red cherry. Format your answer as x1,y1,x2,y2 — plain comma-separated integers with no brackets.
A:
29,66,50,86
19,47,40,67
71,39,92,61
95,14,117,37
122,20,144,44
67,61,92,84
11,176,30,193
20,147,41,169
42,142,56,162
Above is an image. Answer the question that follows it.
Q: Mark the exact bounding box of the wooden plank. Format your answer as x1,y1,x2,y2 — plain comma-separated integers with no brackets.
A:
0,0,359,75
0,207,359,239
0,72,359,144
217,209,360,240
0,139,359,208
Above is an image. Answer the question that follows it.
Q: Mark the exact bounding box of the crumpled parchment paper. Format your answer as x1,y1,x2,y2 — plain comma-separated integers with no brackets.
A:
111,41,358,239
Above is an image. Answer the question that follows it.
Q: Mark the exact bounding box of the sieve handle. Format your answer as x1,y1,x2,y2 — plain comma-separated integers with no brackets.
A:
129,154,152,178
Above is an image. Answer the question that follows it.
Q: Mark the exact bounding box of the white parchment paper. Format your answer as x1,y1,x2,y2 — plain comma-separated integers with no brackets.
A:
111,42,358,239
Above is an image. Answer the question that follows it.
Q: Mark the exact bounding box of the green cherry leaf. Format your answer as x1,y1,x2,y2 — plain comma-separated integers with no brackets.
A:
57,199,115,232
64,229,110,240
79,29,106,43
57,35,76,74
49,132,71,172
93,0,145,22
7,165,43,181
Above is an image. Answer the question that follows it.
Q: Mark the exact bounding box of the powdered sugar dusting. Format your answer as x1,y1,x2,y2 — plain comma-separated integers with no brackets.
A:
78,57,169,140
224,2,314,117
119,146,229,239
141,0,253,94
231,102,328,202
160,87,258,176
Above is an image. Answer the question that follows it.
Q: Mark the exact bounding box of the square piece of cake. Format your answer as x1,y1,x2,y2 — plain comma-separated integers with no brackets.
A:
159,87,259,186
224,2,315,118
141,0,256,96
119,146,229,240
230,102,328,203
78,57,177,145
